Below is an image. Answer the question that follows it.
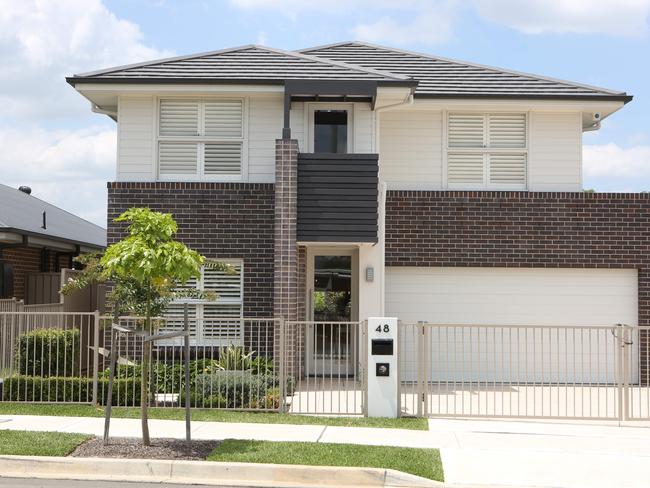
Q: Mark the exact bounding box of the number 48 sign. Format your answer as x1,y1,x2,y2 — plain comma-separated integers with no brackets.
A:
375,323,390,333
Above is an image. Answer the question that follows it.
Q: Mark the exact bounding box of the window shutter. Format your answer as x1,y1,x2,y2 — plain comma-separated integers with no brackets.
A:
160,303,198,344
204,100,243,138
448,114,484,148
203,263,242,300
159,142,198,175
489,153,527,185
201,305,243,342
204,143,242,176
488,114,526,148
159,100,199,136
447,153,484,184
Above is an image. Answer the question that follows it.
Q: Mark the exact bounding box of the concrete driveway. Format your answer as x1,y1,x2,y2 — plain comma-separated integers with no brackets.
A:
432,418,650,488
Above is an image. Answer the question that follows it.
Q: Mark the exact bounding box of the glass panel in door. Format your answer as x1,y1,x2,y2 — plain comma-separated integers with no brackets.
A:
310,255,354,376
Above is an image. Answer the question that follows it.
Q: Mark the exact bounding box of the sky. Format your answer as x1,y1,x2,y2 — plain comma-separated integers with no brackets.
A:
0,0,649,228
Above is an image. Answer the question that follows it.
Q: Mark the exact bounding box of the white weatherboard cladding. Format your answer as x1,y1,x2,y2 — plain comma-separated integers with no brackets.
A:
379,110,443,188
386,267,638,383
248,95,283,182
117,96,155,180
529,112,582,191
377,109,581,191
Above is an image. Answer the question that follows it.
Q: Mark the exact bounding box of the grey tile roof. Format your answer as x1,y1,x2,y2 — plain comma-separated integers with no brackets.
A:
67,45,412,85
0,184,106,248
300,42,631,101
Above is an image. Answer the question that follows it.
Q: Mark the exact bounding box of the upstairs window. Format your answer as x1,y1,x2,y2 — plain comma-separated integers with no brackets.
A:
447,113,527,189
314,110,348,153
160,260,244,346
158,99,245,180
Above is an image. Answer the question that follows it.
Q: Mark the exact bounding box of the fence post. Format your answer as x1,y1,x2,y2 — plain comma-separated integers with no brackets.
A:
278,318,286,413
91,311,100,405
184,303,191,442
622,325,632,421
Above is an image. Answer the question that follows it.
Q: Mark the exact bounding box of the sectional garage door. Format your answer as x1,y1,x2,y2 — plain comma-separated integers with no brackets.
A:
386,267,638,384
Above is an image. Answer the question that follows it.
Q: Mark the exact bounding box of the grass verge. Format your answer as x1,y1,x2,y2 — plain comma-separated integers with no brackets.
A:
0,403,427,430
208,440,444,481
0,430,90,456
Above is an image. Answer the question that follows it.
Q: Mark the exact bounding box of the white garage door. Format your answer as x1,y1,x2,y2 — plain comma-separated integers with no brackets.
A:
386,267,638,384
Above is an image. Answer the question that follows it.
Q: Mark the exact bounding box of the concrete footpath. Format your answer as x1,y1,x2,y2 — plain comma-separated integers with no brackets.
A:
2,414,650,487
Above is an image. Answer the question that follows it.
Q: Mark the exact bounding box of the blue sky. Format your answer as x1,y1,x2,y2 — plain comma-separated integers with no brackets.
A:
1,0,649,226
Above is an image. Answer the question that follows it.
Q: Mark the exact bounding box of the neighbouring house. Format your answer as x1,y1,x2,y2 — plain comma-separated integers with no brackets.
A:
0,183,106,306
66,42,645,385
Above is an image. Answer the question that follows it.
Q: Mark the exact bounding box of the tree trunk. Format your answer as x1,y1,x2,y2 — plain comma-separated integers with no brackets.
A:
141,311,151,446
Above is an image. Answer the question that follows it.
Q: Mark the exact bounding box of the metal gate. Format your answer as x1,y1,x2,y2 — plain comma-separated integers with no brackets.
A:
399,322,649,420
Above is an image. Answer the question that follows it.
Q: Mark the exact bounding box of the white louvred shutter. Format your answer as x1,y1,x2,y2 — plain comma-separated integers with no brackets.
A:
201,305,243,342
204,143,242,176
203,262,242,300
204,100,243,138
488,114,526,148
489,153,527,185
159,142,198,175
159,100,199,136
447,153,484,184
160,303,198,344
448,114,485,148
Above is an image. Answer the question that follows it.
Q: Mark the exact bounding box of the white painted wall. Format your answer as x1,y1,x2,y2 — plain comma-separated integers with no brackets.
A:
386,267,638,383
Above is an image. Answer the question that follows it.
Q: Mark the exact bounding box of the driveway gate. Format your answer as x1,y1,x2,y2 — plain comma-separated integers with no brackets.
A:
399,322,649,421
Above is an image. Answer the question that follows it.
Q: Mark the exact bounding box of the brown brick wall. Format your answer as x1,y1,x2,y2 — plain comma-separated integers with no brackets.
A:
385,191,650,383
1,248,70,300
107,182,275,317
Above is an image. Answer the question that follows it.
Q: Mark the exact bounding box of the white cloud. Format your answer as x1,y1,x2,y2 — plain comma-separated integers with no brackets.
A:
0,0,172,120
583,143,650,191
474,0,650,37
0,126,116,225
352,3,457,45
0,0,169,227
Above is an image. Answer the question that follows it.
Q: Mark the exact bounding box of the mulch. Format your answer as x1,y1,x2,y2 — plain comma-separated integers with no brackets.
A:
70,437,220,460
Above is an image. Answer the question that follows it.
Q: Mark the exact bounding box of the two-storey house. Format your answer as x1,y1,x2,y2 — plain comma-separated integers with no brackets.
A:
67,42,646,387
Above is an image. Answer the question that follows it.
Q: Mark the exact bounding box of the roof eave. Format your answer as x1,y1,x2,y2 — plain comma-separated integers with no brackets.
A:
67,76,418,88
413,93,633,103
0,226,105,250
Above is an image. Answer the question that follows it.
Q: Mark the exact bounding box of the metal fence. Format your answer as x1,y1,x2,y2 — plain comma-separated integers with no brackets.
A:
284,321,365,416
400,322,649,421
0,311,100,403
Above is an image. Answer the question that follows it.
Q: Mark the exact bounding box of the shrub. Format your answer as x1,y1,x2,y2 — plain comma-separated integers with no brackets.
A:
250,355,274,375
217,345,253,371
0,375,140,406
15,328,80,377
188,371,293,409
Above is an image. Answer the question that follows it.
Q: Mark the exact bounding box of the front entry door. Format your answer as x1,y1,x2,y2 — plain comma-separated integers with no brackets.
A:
307,252,357,376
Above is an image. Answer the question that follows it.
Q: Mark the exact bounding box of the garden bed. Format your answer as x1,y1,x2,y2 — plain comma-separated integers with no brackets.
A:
71,437,219,460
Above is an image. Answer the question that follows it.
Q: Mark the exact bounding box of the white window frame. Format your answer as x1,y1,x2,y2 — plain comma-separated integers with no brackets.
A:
444,111,529,190
155,97,249,182
160,259,244,346
306,102,355,153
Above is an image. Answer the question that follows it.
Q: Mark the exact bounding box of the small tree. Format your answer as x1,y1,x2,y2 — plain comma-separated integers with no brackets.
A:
63,208,226,446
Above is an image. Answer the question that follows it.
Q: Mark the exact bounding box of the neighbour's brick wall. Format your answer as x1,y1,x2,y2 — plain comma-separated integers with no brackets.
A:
1,248,70,300
385,191,650,383
107,182,275,318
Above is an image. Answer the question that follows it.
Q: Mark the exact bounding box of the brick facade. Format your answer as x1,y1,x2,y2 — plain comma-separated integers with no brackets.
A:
385,191,650,383
107,182,275,318
1,247,71,300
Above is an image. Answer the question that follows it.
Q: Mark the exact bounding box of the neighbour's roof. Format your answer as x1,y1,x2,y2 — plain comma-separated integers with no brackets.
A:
66,45,414,85
0,184,106,249
300,42,631,102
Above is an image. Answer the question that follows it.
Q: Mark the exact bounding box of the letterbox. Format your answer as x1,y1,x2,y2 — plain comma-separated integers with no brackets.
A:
371,338,394,355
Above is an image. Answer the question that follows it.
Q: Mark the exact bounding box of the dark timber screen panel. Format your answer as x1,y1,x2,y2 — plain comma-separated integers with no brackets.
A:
297,153,378,243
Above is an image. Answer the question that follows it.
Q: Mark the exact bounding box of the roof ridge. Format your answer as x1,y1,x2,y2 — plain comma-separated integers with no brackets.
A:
258,44,411,81
74,43,411,82
300,41,628,97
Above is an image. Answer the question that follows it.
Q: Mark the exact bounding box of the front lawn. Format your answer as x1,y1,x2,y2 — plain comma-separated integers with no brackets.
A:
0,403,427,430
208,440,444,481
0,430,90,456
